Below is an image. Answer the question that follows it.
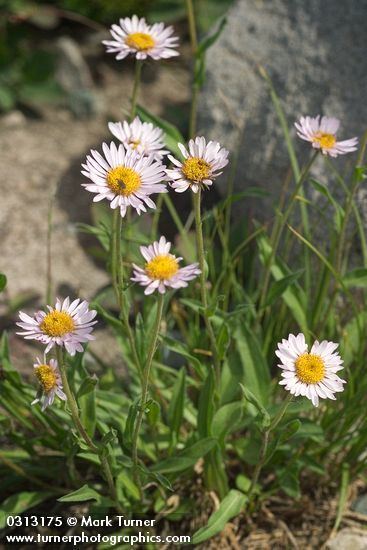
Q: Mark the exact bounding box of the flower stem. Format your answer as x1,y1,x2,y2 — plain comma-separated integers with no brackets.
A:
258,151,319,313
248,394,293,499
185,0,198,53
193,189,220,384
56,347,123,513
131,293,164,492
130,60,142,121
185,0,199,138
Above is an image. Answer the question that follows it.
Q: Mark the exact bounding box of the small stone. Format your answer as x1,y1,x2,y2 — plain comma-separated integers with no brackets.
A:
352,494,367,516
327,529,367,550
55,36,97,117
1,110,27,128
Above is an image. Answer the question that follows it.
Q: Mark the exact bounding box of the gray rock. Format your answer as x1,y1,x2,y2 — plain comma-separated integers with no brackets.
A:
55,36,98,117
327,529,367,550
352,494,367,516
1,110,27,128
198,0,367,218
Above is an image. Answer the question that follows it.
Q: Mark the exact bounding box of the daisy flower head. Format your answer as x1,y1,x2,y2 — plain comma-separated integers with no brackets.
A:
108,117,169,160
103,15,179,61
295,115,358,157
166,136,229,193
17,297,97,356
82,142,167,217
276,333,346,407
32,357,66,411
131,236,201,295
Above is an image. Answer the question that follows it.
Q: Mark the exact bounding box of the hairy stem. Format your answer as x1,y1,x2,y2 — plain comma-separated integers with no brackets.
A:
56,347,122,512
185,0,199,138
258,151,319,313
131,294,164,492
130,60,142,120
248,394,293,499
193,189,220,384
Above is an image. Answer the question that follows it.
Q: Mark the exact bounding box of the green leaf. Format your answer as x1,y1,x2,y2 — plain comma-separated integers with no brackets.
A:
180,437,217,459
167,368,186,438
163,335,205,379
151,437,217,474
343,268,367,288
0,273,7,292
136,105,184,158
257,233,308,333
0,492,51,530
212,401,244,442
77,374,98,398
198,369,215,438
233,325,270,406
150,456,197,474
192,490,247,544
240,384,270,428
0,85,15,111
196,17,227,56
145,399,160,426
58,484,101,503
194,18,227,88
116,472,140,501
277,465,301,499
264,270,304,307
278,419,301,444
79,381,96,438
124,399,140,448
309,178,344,231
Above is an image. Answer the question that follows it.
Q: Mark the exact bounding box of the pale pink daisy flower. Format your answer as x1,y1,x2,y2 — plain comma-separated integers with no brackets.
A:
276,333,346,407
81,142,167,217
108,117,169,160
17,298,97,356
166,136,229,193
103,15,179,61
32,357,66,411
131,236,200,295
295,115,358,157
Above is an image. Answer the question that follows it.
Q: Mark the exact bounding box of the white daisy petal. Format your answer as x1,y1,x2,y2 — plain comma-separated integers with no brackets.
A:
295,115,358,157
82,142,167,218
276,333,346,407
131,236,200,295
166,136,229,193
17,298,97,356
108,117,169,160
103,16,179,61
32,357,66,411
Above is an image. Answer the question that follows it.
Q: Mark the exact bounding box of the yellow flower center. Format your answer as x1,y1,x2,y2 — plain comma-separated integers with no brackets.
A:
295,353,325,384
313,132,336,149
106,166,141,196
129,138,141,149
40,311,75,337
35,365,58,393
125,32,155,51
145,255,179,280
182,157,211,182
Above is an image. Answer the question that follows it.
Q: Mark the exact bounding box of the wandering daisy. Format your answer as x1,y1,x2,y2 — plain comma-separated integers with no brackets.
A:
166,136,229,193
295,115,358,157
108,117,169,160
17,297,97,356
276,333,346,407
81,142,167,217
131,236,200,295
32,357,66,411
103,15,179,61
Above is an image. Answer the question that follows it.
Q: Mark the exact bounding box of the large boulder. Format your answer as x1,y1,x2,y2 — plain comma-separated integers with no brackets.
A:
198,0,367,216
